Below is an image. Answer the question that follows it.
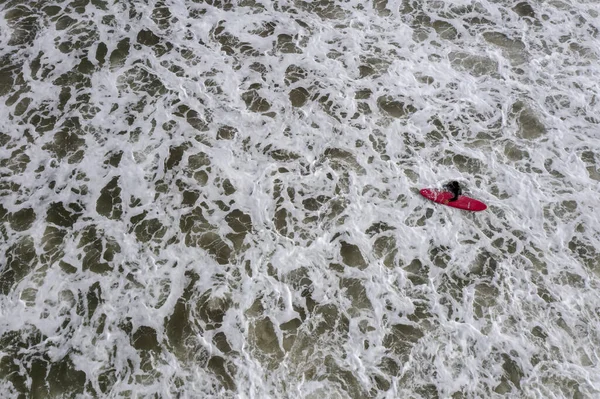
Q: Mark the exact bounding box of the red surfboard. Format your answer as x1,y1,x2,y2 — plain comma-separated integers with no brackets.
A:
420,188,487,212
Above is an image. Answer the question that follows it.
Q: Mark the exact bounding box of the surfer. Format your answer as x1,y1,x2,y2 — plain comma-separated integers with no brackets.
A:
444,181,462,202
420,182,486,211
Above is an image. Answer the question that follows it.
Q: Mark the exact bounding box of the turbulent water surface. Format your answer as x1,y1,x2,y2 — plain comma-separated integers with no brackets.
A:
1,0,600,397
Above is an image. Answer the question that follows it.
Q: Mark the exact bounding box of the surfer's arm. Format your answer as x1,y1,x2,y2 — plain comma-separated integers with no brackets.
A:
444,181,462,202
448,191,460,202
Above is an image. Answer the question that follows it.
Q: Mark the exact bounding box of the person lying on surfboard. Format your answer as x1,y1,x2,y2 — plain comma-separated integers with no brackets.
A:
443,181,462,202
419,182,486,211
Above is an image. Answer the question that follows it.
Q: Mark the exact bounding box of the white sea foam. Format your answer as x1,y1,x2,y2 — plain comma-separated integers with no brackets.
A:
1,0,600,397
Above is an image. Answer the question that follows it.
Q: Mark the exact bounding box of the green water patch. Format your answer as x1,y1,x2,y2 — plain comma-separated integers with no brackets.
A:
55,14,77,31
96,176,123,220
8,206,36,232
282,266,315,317
578,150,600,181
285,64,307,85
118,65,168,97
1,236,37,294
320,147,366,174
340,277,372,315
510,100,547,139
242,86,271,113
504,140,530,162
280,317,302,352
373,0,391,16
42,117,85,162
84,281,103,323
494,353,524,394
104,150,123,168
5,4,40,47
311,303,350,336
41,225,68,266
404,203,432,227
533,373,593,399
483,31,527,65
273,206,293,238
152,1,172,30
448,51,499,78
179,206,212,234
383,323,424,362
95,41,108,66
117,319,166,384
550,200,577,222
249,316,284,369
180,207,232,264
251,20,276,37
211,19,262,59
165,272,201,356
181,190,200,207
0,54,21,96
340,241,368,269
297,0,348,20
13,96,31,116
0,318,67,389
428,244,451,270
268,147,301,162
470,250,499,278
377,95,417,118
311,91,348,121
441,151,486,174
355,88,372,101
372,235,397,268
473,283,499,319
216,125,237,140
132,325,159,351
377,355,401,384
321,355,370,399
131,213,167,244
289,87,310,107
207,355,237,391
165,142,191,171
173,104,211,132
3,63,28,108
358,56,391,79
195,289,232,331
432,20,458,40
437,274,473,318
513,2,537,21
276,34,302,54
369,129,390,160
426,116,460,142
366,221,395,237
213,330,234,355
77,225,120,274
225,209,252,242
1,145,30,176
55,19,100,54
109,38,130,69
23,105,56,136
403,259,429,286
137,29,160,46
0,329,87,397
568,236,600,277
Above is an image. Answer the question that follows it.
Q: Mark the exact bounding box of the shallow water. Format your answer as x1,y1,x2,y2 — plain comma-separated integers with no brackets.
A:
1,0,600,397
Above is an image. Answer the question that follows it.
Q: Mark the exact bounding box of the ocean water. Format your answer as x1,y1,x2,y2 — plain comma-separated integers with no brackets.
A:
1,0,600,397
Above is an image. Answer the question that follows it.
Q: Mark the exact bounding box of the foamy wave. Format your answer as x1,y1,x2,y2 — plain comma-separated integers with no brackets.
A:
1,0,599,397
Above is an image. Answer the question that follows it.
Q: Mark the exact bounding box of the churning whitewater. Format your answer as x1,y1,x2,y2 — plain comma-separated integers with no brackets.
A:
1,0,600,397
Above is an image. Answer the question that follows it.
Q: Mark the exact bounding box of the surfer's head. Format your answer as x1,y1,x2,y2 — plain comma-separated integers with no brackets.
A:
444,181,462,201
447,181,460,191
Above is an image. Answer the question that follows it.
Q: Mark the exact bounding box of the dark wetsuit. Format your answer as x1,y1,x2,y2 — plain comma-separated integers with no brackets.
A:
444,181,462,202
